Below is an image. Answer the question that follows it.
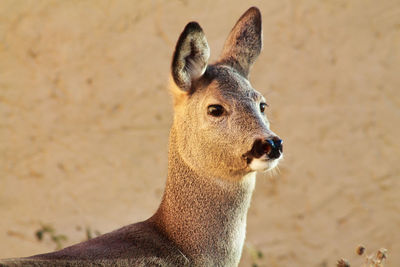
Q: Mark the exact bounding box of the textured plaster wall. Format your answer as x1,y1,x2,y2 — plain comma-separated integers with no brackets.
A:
0,1,399,266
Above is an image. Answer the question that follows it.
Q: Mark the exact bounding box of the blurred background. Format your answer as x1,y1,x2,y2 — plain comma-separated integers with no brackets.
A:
0,0,399,266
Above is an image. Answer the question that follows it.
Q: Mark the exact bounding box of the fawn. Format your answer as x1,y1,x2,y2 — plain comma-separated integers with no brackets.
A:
1,7,282,267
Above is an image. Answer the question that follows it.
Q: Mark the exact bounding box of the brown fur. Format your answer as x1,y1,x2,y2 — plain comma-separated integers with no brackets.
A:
0,7,282,267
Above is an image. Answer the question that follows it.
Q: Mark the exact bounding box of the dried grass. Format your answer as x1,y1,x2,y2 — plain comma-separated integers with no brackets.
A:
337,246,388,267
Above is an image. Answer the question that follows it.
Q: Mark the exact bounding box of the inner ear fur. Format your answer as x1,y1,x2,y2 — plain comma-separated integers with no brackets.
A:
171,22,210,92
218,7,262,78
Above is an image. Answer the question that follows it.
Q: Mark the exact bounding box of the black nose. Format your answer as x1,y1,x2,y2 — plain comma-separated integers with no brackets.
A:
247,137,283,160
267,138,283,159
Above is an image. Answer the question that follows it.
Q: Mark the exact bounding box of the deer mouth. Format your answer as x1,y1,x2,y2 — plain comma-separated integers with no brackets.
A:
242,138,283,171
248,156,280,171
243,138,283,162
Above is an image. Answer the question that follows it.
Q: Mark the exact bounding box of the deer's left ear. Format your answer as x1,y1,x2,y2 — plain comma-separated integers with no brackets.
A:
218,7,262,78
172,22,210,92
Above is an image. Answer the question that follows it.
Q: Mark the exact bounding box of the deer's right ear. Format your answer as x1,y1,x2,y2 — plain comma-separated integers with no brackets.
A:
218,7,262,78
172,22,210,92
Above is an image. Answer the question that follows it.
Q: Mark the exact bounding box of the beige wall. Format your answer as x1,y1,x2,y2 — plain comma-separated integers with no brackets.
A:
1,0,399,266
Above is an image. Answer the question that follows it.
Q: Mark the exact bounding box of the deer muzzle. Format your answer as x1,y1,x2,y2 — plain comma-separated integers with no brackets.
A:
243,137,283,163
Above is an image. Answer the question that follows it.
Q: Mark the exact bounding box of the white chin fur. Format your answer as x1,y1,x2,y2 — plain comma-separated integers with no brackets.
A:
249,157,280,172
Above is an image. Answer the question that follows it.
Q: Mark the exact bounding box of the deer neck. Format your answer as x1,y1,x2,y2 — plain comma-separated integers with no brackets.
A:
151,127,256,266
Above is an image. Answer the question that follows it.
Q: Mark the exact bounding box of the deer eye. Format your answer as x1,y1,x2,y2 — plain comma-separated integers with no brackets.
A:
207,104,225,117
260,102,268,113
